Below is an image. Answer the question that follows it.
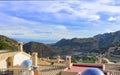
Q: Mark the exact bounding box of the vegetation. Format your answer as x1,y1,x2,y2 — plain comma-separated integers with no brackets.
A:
0,35,18,51
71,57,77,63
79,56,97,63
71,56,97,63
102,59,108,64
113,42,120,47
50,62,54,65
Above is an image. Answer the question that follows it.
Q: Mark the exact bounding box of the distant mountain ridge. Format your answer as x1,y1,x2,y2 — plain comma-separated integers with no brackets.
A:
51,38,99,52
1,30,120,57
23,42,54,57
50,30,120,54
0,35,55,57
94,31,120,48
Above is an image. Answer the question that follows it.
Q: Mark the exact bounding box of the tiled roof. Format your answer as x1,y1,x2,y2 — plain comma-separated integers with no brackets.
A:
65,63,104,74
66,66,89,73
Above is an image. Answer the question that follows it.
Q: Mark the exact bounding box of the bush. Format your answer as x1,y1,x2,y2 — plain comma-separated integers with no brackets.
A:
71,58,77,63
51,62,54,65
79,56,97,63
102,59,108,64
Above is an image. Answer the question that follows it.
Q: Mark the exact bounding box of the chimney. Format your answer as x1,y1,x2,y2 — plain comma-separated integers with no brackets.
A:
97,56,102,64
32,52,38,66
66,56,72,69
56,55,60,63
18,42,23,52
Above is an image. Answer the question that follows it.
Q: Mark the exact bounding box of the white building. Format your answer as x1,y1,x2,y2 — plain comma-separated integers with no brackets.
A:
0,51,31,68
0,42,31,68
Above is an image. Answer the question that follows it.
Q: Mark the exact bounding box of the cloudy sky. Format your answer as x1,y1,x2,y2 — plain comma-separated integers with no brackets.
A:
0,0,120,43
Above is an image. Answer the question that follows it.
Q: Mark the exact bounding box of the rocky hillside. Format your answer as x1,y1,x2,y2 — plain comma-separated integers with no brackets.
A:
50,30,120,54
1,30,120,57
94,31,120,48
0,35,18,51
50,38,99,52
23,42,55,57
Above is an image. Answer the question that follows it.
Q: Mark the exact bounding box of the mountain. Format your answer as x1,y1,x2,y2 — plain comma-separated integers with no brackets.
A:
0,35,18,51
50,30,120,54
23,42,55,58
50,38,99,52
0,35,55,58
1,30,120,57
94,31,120,48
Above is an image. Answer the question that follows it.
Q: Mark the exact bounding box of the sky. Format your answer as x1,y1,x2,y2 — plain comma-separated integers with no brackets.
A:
0,0,120,43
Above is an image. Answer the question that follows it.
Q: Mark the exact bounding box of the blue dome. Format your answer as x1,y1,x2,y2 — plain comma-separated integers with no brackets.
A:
82,68,104,75
22,60,32,67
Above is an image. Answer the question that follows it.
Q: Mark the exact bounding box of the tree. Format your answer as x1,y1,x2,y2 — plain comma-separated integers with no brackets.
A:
71,58,77,63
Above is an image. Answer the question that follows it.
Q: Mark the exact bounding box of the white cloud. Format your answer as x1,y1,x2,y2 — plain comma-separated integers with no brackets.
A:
108,17,117,21
0,12,70,40
1,1,120,22
88,15,100,21
55,25,67,30
0,12,95,41
1,1,120,43
105,29,114,33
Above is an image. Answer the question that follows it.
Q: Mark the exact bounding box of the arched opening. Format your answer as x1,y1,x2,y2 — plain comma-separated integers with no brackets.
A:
6,57,13,68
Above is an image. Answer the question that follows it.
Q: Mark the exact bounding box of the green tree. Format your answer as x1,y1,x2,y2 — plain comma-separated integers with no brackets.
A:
71,58,77,63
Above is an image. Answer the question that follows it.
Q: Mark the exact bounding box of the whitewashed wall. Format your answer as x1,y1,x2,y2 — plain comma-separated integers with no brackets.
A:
13,52,30,66
0,59,7,68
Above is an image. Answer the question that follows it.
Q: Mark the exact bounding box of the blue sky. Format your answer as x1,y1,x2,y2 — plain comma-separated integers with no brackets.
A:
0,0,120,43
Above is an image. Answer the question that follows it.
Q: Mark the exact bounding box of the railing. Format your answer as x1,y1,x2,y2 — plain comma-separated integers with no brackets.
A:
105,70,120,75
105,64,120,71
104,64,120,75
39,64,66,75
0,68,31,75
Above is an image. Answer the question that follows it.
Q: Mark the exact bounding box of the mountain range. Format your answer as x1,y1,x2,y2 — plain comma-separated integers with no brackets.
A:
49,30,120,55
1,30,120,57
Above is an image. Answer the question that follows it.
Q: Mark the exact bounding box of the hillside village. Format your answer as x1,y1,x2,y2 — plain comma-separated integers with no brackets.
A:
1,33,120,75
0,39,120,75
1,0,120,75
1,31,120,75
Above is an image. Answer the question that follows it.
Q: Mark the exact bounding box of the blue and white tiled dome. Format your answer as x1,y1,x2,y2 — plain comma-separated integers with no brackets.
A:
82,68,104,75
22,59,32,67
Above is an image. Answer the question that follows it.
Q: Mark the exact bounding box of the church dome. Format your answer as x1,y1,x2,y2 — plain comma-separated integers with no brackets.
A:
22,59,32,67
82,68,104,75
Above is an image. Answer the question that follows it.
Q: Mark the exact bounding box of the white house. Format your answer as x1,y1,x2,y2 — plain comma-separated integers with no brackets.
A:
0,42,31,68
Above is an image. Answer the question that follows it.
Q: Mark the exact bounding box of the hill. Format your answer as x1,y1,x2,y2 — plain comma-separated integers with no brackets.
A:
0,35,18,51
23,42,55,58
94,31,120,48
1,30,120,58
50,30,120,55
50,38,99,53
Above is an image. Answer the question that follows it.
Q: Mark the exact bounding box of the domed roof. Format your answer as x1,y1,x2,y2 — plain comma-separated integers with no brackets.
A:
22,60,32,67
82,68,104,75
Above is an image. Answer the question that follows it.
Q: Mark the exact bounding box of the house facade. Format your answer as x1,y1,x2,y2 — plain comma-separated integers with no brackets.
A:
0,42,31,68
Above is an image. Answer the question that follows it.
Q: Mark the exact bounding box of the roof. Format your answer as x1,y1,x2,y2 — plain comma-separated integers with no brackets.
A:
0,51,31,61
65,63,104,74
66,66,89,74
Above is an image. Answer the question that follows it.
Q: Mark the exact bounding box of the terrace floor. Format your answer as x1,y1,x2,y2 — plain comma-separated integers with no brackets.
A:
39,63,66,75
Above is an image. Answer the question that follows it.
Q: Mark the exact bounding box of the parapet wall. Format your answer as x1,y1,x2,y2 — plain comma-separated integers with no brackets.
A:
73,63,104,70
